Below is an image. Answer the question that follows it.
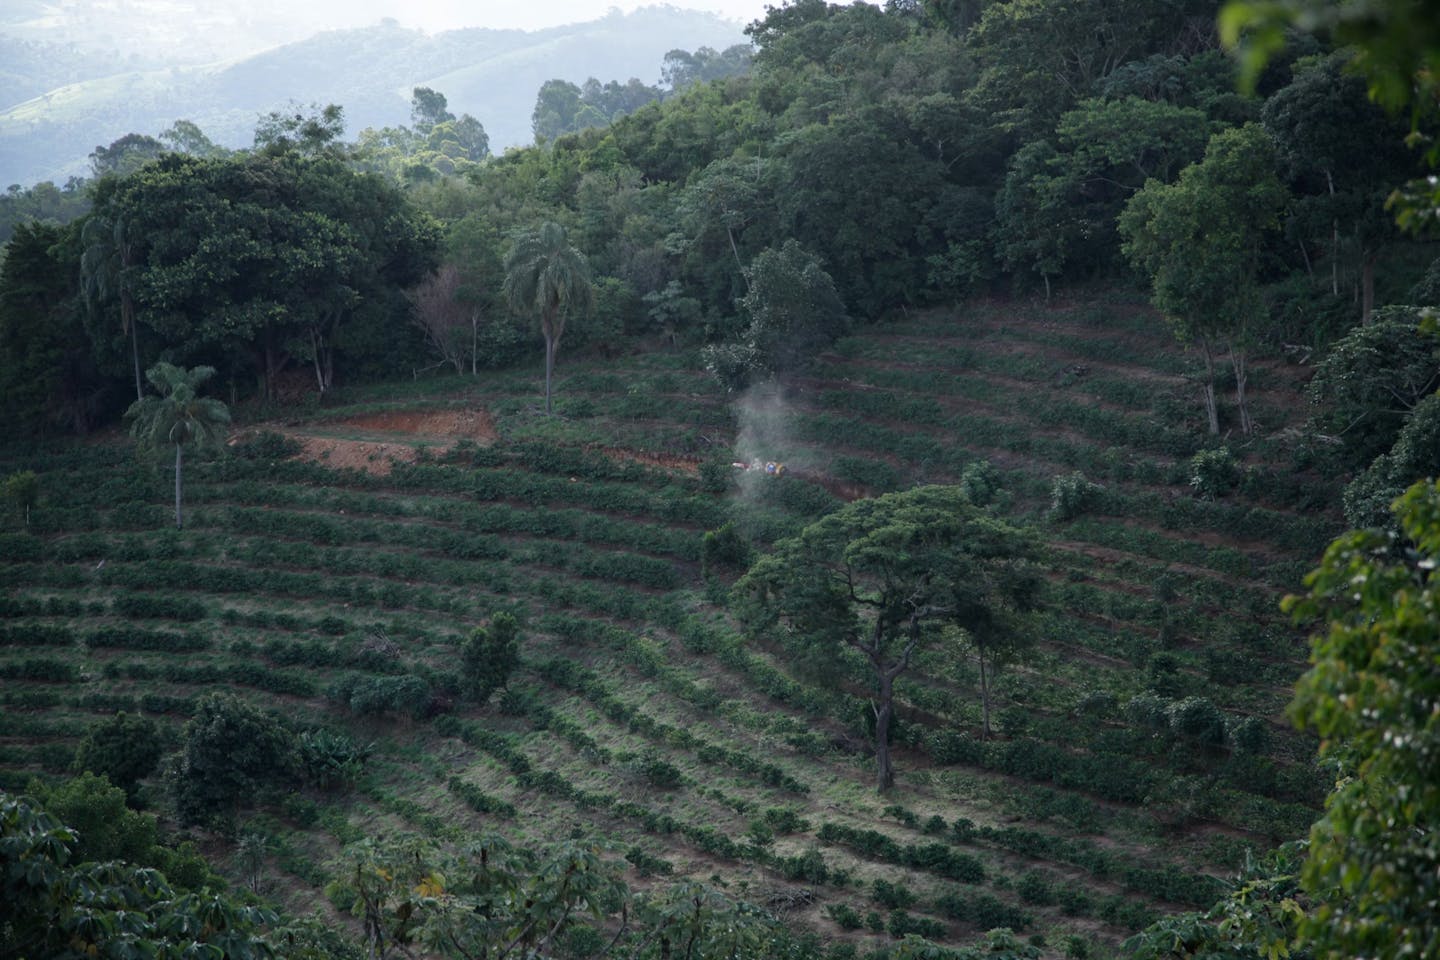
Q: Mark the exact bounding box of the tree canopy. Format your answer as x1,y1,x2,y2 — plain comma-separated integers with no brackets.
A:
736,485,1040,790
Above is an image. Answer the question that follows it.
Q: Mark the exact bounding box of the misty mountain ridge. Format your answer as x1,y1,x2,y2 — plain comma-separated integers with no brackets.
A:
0,6,748,187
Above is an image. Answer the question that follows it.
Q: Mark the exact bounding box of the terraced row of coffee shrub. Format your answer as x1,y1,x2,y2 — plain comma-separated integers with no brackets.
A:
0,296,1339,956
0,449,1307,829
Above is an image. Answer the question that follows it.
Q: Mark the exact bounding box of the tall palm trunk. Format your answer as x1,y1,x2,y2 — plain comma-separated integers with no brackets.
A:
173,443,184,530
544,335,556,415
542,303,561,415
124,293,142,403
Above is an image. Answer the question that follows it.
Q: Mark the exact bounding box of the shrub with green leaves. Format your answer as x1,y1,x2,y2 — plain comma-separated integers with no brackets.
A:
959,458,1002,506
71,712,162,799
1,470,39,526
461,613,520,704
872,878,917,910
1049,471,1103,521
701,521,752,575
637,754,683,789
1189,447,1239,500
166,692,298,825
1166,696,1228,748
299,729,371,789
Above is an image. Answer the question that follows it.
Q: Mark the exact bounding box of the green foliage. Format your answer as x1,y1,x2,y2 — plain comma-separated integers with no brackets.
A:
702,521,752,575
703,240,848,392
327,832,786,960
0,221,103,437
1344,393,1440,528
1122,844,1306,960
1283,479,1440,957
778,847,830,884
737,485,1039,790
125,362,230,529
461,612,521,704
1189,447,1240,500
1120,123,1287,433
341,674,434,720
0,791,275,959
1307,311,1440,469
872,878,917,910
1048,471,1102,522
637,754,684,789
818,822,985,884
1,470,39,526
166,692,298,825
503,221,594,414
298,728,371,789
96,150,439,397
935,889,1031,932
625,844,674,877
231,430,304,461
111,592,207,621
1165,697,1228,748
71,711,162,798
957,458,1002,507
27,772,159,865
826,902,864,930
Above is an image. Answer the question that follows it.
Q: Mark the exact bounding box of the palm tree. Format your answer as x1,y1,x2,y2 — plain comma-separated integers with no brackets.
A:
125,363,230,530
80,213,143,403
502,221,593,414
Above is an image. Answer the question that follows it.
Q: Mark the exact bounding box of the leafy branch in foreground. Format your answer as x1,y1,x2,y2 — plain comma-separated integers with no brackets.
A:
327,832,789,960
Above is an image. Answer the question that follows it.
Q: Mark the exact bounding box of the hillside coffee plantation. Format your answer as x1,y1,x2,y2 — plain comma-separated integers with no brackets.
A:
2,1,1439,959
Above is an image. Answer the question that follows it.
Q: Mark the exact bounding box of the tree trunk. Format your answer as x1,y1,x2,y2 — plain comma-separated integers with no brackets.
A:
978,644,992,741
1200,339,1219,435
471,308,479,376
544,335,556,415
1362,253,1377,325
1327,168,1339,297
1042,271,1051,302
310,328,326,394
874,672,895,792
173,443,184,530
125,295,143,402
1231,341,1252,435
726,226,748,292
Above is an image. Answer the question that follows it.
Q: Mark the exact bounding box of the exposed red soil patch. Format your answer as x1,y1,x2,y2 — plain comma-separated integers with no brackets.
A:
324,408,498,442
288,435,419,476
252,407,499,476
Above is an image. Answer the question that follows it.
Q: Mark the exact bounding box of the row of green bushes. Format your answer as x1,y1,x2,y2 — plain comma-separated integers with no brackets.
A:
445,776,517,818
0,594,94,618
816,822,985,884
533,656,808,794
100,658,317,697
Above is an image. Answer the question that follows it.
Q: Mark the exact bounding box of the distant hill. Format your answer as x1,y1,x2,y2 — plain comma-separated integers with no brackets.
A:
0,6,747,187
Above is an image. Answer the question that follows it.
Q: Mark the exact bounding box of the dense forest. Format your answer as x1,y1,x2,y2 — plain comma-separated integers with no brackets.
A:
1,0,1439,958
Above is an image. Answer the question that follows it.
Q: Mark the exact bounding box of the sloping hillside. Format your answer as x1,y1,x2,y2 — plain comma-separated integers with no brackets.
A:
0,293,1338,955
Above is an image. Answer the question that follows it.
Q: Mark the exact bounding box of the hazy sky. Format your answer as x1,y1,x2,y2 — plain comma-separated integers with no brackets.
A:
377,1,775,32
3,2,777,60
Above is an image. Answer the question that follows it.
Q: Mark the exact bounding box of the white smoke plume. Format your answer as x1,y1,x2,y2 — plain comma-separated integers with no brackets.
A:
730,379,812,500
